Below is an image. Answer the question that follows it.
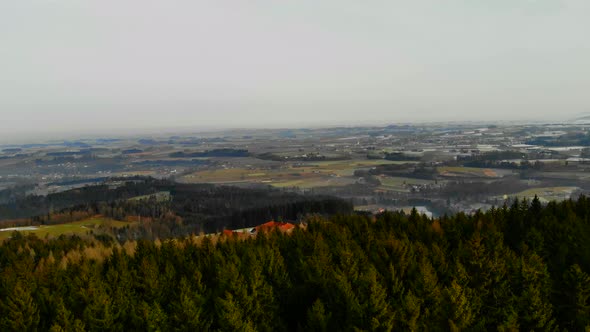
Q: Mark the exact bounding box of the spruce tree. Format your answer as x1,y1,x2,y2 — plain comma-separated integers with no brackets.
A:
0,281,40,331
305,299,331,332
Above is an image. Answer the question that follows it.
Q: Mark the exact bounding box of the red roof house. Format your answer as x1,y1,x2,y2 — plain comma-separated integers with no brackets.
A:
255,221,296,233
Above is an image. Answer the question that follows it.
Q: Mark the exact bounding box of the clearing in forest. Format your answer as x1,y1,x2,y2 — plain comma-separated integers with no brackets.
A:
0,216,131,241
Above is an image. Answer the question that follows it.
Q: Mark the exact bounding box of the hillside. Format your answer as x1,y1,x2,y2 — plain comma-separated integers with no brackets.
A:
0,177,353,239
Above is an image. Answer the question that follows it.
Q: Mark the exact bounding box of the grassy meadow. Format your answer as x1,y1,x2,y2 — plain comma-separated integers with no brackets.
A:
0,216,131,241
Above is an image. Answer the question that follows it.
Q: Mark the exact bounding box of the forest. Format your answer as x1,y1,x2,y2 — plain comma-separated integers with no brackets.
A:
1,195,590,331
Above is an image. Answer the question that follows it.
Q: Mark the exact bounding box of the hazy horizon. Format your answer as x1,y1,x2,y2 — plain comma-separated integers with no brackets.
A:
2,1,589,139
0,117,577,145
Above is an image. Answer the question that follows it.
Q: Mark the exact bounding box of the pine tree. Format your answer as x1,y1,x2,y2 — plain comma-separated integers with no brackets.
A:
214,254,257,332
360,267,394,331
305,299,331,332
215,292,256,332
517,252,555,330
561,264,590,330
444,280,474,330
330,272,362,329
138,301,168,332
49,298,85,332
399,290,421,331
170,277,210,331
82,284,116,331
0,281,40,331
414,257,442,324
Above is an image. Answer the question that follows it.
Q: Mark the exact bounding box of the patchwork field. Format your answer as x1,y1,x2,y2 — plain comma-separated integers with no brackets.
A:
180,159,416,188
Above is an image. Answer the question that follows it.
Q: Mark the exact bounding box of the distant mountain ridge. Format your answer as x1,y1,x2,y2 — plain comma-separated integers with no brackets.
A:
570,113,590,124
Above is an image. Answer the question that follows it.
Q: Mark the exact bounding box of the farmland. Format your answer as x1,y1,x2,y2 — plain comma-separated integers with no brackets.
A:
438,166,504,178
180,160,411,188
377,176,435,192
2,122,590,219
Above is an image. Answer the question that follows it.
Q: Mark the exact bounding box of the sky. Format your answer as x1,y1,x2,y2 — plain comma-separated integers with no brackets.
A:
1,0,589,140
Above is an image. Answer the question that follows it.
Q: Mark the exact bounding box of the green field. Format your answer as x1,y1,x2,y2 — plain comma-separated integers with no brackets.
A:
271,176,356,189
377,176,435,192
0,216,131,241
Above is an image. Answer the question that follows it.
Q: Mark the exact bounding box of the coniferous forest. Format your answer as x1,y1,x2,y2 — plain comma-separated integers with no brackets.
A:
1,195,590,331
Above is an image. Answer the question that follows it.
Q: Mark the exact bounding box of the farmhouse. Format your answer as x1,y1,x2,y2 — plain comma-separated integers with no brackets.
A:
255,221,295,233
221,220,296,237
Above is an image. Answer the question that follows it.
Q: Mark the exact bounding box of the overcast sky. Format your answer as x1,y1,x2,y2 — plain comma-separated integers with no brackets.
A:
1,0,589,139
